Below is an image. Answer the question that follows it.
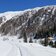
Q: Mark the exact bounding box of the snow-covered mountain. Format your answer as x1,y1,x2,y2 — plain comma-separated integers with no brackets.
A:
0,5,56,38
0,5,56,56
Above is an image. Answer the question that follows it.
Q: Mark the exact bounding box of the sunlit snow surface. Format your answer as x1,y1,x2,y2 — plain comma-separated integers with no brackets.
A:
0,36,56,56
0,5,56,56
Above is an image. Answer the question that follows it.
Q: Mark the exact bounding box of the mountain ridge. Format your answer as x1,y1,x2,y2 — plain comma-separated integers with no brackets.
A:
0,5,56,39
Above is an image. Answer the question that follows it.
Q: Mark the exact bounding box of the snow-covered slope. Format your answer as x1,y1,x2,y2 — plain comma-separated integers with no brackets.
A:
0,37,56,56
0,7,41,22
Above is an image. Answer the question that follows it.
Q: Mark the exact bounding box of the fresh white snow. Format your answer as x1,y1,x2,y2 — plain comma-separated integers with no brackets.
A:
0,5,56,56
0,36,56,56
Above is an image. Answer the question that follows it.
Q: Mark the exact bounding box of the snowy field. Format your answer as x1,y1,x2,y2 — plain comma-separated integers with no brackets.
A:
0,36,56,56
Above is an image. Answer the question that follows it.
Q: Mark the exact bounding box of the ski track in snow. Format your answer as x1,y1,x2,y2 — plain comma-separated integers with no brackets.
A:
0,37,56,56
6,40,56,56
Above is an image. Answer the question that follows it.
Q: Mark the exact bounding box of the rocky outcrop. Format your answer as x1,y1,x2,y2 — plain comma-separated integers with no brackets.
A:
0,6,56,38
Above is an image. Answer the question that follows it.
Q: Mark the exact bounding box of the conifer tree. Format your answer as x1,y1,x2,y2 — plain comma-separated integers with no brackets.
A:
23,30,27,43
44,37,48,46
54,41,56,48
29,37,33,43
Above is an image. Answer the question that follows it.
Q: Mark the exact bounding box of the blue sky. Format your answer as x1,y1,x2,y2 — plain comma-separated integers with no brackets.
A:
0,0,56,12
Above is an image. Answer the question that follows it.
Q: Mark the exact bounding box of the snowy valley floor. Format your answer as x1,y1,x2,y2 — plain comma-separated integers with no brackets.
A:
0,37,56,56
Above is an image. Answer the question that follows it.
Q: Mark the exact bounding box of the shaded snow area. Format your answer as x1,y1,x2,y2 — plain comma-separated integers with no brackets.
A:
0,36,56,56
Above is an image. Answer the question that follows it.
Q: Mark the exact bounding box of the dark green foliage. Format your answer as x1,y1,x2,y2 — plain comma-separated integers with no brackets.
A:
29,37,33,43
49,41,53,47
44,37,48,46
34,33,38,39
23,31,27,43
54,41,56,48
